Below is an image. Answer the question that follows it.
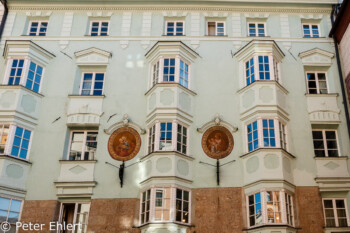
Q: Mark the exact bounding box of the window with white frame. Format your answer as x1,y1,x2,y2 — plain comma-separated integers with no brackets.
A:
10,126,31,160
0,125,9,154
248,23,266,37
151,57,190,88
306,72,328,94
140,189,151,224
323,199,349,227
68,131,98,160
90,21,109,36
140,187,190,225
148,122,189,154
166,21,184,36
244,55,280,86
207,21,225,36
302,24,320,38
248,190,294,227
0,197,22,227
59,202,90,233
246,119,287,153
5,59,44,93
312,130,339,157
28,21,48,36
80,73,105,95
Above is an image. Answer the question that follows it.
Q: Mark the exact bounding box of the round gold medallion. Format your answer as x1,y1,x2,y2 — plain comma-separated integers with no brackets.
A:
201,126,234,159
108,127,141,161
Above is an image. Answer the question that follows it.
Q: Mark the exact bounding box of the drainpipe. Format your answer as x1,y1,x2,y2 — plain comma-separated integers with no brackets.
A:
0,0,8,42
331,4,350,141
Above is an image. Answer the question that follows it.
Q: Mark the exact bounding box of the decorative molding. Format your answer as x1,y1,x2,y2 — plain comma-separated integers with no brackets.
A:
141,12,152,49
60,12,74,49
280,14,290,38
190,12,201,49
86,11,113,17
104,114,146,135
244,13,270,18
120,12,132,48
162,11,188,17
8,6,333,14
202,12,228,17
74,47,112,66
25,11,52,17
232,13,242,37
299,48,334,66
300,13,323,19
197,114,238,133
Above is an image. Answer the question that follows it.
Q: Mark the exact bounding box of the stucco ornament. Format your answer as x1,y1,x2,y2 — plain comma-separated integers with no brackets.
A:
201,126,234,159
108,127,141,161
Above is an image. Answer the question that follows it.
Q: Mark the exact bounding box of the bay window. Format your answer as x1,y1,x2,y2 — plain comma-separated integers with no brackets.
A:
80,73,105,95
0,197,22,229
244,55,280,86
147,121,189,155
140,187,191,225
0,124,32,160
68,131,98,160
150,57,190,88
248,190,294,227
246,118,287,152
323,199,349,227
306,72,328,94
4,58,45,93
312,130,339,157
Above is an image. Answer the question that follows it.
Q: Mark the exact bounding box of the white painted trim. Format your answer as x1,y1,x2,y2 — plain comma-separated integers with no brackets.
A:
305,71,329,94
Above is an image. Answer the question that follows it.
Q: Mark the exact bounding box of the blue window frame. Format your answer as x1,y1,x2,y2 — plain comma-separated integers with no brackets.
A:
248,23,265,37
159,122,172,150
0,197,22,224
10,127,31,159
166,22,184,36
25,62,43,93
258,56,270,80
81,73,104,95
29,22,48,36
179,60,189,88
90,21,109,36
262,119,276,147
248,192,262,226
246,57,255,85
8,59,24,85
303,24,319,38
163,59,176,82
247,121,259,152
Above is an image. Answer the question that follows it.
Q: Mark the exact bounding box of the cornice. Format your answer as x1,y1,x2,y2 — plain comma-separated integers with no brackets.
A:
7,6,332,14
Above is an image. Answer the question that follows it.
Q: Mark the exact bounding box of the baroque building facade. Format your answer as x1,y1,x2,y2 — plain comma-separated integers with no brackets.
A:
0,0,349,233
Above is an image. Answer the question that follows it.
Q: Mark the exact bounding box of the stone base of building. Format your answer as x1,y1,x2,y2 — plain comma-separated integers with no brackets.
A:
17,187,327,233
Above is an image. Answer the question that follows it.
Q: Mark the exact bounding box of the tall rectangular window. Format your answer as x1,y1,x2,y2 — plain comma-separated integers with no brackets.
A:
59,203,90,233
148,125,155,153
163,59,176,82
323,199,349,227
266,191,281,223
279,122,287,150
166,22,184,36
10,126,31,159
0,125,9,154
245,58,255,85
207,22,225,36
179,60,189,88
312,130,339,157
262,119,275,147
25,62,43,93
258,56,270,80
175,189,189,224
176,124,187,154
68,131,98,160
0,197,22,226
285,193,294,226
141,190,151,224
247,121,258,152
307,72,328,94
8,59,24,85
80,73,105,95
90,21,109,36
152,61,159,86
303,24,320,38
159,123,172,151
248,192,263,226
248,23,265,37
28,21,48,36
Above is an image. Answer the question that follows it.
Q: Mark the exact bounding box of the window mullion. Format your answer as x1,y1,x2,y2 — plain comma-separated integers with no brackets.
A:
334,199,339,227
257,118,263,148
159,57,164,83
254,56,259,81
172,120,178,151
280,190,287,224
315,72,320,94
154,122,160,152
91,73,96,95
261,190,267,224
269,55,275,81
175,56,180,84
21,58,30,86
275,118,281,148
82,131,87,158
323,130,328,157
150,188,155,222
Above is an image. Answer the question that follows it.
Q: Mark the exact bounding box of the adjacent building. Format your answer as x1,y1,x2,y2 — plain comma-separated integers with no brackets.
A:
0,0,349,233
